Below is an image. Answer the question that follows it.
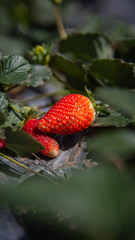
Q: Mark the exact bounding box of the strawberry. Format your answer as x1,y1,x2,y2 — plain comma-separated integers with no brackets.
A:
23,119,59,158
0,137,6,149
37,94,95,135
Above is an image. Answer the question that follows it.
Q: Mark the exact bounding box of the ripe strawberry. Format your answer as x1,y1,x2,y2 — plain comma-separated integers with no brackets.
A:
37,94,95,135
0,137,6,149
23,119,59,158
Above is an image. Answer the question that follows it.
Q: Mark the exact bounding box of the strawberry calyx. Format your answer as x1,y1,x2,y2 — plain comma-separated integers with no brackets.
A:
85,86,111,117
18,107,45,130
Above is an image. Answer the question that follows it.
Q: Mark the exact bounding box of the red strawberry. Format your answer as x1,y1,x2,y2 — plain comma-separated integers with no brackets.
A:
0,137,6,149
23,119,59,158
37,94,95,135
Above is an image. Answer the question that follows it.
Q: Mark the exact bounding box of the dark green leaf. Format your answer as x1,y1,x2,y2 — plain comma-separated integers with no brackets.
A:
24,64,51,87
5,128,44,157
0,55,32,85
49,54,88,90
7,110,21,127
4,164,135,238
88,129,135,160
96,87,135,118
50,54,87,81
0,91,8,111
116,39,135,63
94,112,132,127
0,127,5,138
0,112,6,125
89,59,135,87
0,91,8,119
59,33,113,61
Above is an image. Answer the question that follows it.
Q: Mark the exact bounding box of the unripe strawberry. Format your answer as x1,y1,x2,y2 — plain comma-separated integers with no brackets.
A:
37,94,95,135
0,137,6,149
23,119,59,158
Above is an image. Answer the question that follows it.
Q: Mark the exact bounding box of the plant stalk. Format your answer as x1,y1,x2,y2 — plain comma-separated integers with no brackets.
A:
54,5,67,40
32,153,63,183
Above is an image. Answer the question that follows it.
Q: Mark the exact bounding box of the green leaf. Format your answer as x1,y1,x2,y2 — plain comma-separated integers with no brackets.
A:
116,39,135,63
50,54,87,81
0,55,32,85
94,112,132,127
0,91,8,111
0,127,5,138
87,129,135,160
5,164,135,238
7,110,21,127
0,91,8,119
96,87,135,118
0,112,6,125
89,59,135,88
24,64,51,87
59,33,113,61
5,128,44,157
49,54,88,90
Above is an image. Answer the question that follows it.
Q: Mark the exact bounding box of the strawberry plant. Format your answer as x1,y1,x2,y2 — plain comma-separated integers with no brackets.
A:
0,1,135,240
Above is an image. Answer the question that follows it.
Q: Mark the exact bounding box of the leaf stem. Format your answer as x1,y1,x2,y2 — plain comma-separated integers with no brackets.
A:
0,152,58,184
4,85,19,92
10,104,20,113
32,153,63,183
54,5,67,40
9,104,23,121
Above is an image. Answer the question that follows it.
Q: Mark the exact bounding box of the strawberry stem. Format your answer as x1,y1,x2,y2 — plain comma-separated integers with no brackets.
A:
0,152,58,184
10,104,21,113
54,5,67,40
4,84,19,92
32,153,63,183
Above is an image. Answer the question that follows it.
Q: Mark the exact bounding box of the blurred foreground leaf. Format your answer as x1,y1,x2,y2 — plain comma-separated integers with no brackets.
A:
96,87,135,118
87,129,135,160
1,164,135,239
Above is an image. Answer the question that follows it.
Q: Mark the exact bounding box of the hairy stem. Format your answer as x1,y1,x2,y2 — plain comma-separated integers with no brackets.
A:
32,153,63,183
54,5,67,40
